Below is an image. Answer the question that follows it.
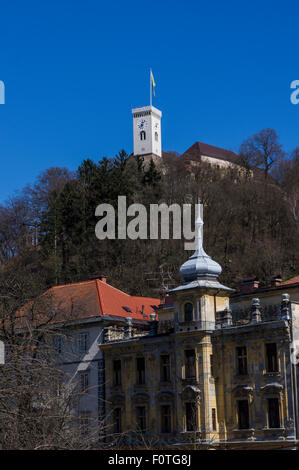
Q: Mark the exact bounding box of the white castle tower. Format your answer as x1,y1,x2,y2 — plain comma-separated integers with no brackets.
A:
132,105,162,158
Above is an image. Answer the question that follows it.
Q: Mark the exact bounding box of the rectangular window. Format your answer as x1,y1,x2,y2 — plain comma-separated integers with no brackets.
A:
185,350,196,379
185,402,197,431
113,407,122,433
161,405,171,433
136,357,145,385
212,408,216,431
268,398,280,428
136,406,146,432
236,346,248,375
160,355,170,382
266,343,278,372
80,372,89,394
238,400,249,430
210,354,214,377
113,359,121,386
79,332,89,353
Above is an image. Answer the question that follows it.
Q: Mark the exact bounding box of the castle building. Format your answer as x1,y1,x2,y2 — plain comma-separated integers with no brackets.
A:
131,103,248,175
180,141,241,170
101,204,299,449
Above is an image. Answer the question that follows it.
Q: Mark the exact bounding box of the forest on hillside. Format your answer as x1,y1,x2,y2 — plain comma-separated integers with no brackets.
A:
0,128,299,305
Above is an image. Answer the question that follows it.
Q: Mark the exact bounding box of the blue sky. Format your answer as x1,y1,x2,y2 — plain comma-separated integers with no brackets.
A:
0,0,299,202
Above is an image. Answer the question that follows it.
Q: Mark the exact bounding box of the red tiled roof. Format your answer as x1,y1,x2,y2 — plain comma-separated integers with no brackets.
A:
15,279,160,327
282,276,299,286
181,142,240,165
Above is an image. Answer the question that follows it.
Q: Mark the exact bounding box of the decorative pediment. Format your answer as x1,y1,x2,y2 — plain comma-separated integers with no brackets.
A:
232,384,253,397
260,382,283,394
111,393,125,404
132,392,150,403
181,384,201,401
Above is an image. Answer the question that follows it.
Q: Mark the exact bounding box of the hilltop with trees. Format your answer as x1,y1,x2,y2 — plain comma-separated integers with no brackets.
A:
0,129,298,302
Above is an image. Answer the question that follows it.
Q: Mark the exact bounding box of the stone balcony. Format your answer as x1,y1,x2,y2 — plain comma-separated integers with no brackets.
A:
103,326,148,343
216,295,292,329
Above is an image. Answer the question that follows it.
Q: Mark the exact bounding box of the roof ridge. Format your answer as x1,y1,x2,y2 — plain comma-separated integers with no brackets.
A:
95,279,132,317
195,141,237,155
94,279,104,316
182,141,238,157
51,279,97,290
133,296,160,302
97,279,131,297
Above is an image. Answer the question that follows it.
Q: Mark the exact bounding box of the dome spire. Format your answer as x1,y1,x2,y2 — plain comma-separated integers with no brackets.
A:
195,201,204,252
179,201,222,282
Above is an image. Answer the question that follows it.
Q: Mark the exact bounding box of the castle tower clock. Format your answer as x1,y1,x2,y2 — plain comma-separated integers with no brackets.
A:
132,105,162,158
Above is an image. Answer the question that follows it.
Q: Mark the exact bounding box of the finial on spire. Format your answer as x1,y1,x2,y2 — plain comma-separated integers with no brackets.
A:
179,200,222,282
195,200,204,252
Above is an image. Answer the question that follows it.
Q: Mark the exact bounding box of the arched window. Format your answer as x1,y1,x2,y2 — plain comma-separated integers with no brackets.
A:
140,131,146,141
184,302,194,322
155,131,158,142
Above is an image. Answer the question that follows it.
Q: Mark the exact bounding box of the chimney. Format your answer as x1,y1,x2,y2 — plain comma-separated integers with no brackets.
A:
238,277,259,295
90,275,108,283
270,275,282,287
159,287,169,305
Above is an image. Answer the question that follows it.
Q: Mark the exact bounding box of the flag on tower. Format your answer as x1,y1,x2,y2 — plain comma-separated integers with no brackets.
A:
150,69,156,97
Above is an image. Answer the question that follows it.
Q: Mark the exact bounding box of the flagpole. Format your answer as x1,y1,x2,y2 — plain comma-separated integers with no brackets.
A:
150,68,152,107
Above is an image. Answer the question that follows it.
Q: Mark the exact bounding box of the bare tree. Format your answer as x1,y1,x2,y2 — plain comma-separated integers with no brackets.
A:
0,264,110,449
282,148,299,229
239,128,284,179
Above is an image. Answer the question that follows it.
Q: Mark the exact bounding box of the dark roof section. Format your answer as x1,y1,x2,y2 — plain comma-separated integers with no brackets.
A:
231,275,299,299
181,142,241,165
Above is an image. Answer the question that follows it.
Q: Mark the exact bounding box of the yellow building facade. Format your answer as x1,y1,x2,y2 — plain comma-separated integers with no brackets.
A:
101,206,299,449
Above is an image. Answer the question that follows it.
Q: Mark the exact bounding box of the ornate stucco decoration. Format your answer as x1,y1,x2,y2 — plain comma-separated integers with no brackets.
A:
111,393,125,404
132,392,150,403
260,383,283,394
181,384,201,401
232,384,254,398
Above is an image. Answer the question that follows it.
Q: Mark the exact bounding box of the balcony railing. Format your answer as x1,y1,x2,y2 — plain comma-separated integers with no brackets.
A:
103,326,148,343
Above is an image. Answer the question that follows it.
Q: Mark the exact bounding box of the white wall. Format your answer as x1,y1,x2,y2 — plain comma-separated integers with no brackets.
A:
55,321,105,430
132,105,162,157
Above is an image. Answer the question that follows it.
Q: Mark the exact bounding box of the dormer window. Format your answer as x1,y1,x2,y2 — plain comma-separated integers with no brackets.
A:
184,302,194,322
140,130,146,141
